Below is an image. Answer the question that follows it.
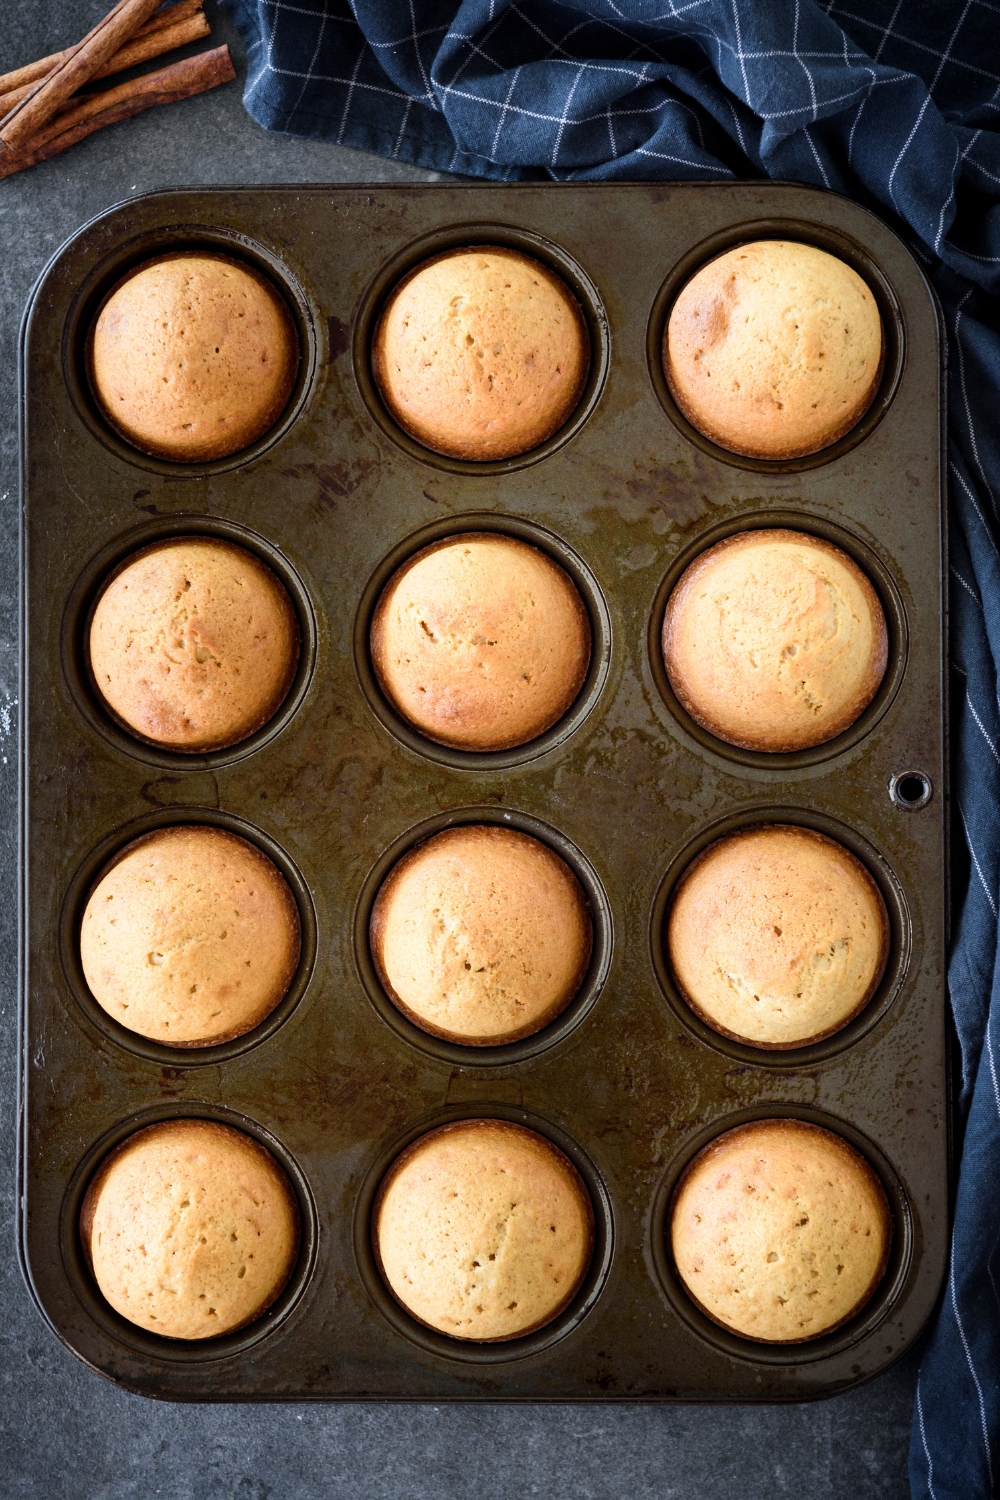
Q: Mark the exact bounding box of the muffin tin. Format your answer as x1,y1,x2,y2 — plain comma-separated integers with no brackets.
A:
18,182,947,1400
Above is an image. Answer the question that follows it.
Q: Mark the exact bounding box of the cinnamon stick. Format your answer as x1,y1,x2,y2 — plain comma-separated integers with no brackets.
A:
0,46,236,181
0,0,205,97
0,0,164,157
0,8,210,119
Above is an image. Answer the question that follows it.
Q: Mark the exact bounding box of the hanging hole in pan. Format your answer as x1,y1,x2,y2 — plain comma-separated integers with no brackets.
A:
352,223,609,475
646,217,905,474
890,770,933,809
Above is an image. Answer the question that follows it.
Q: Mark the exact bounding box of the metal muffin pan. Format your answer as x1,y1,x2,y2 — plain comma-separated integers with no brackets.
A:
18,182,947,1401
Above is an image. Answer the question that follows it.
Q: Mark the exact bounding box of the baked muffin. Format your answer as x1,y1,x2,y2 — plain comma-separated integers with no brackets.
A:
662,529,887,752
89,537,299,752
80,825,301,1047
81,1119,299,1339
665,240,883,460
671,1119,890,1342
90,252,298,462
374,1119,593,1340
372,247,589,461
371,825,592,1045
668,825,888,1048
372,533,591,751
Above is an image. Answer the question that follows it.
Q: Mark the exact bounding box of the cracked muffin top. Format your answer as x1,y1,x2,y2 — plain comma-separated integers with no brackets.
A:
81,1118,299,1339
370,824,592,1046
373,1119,593,1341
371,532,590,752
667,824,888,1048
90,252,298,463
671,1119,890,1342
89,536,299,753
662,528,887,753
664,240,883,460
80,824,301,1047
372,246,589,461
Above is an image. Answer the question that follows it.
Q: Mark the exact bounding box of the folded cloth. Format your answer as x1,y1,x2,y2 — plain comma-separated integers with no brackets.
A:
221,2,1000,1493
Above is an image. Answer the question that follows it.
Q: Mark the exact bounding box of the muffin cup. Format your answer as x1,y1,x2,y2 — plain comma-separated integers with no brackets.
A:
646,217,905,474
63,227,320,476
60,1104,318,1364
650,807,910,1068
87,535,302,755
59,808,319,1068
646,510,908,773
354,1106,614,1364
354,806,614,1068
649,1105,911,1365
354,224,610,475
355,513,612,771
63,515,318,772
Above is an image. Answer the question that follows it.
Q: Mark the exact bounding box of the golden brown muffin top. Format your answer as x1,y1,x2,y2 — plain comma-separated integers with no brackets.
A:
372,247,589,461
371,825,592,1045
374,1119,593,1340
371,533,591,751
662,529,887,753
668,825,888,1048
665,240,883,460
80,825,301,1047
89,537,299,753
81,1119,299,1340
90,252,298,463
671,1119,890,1342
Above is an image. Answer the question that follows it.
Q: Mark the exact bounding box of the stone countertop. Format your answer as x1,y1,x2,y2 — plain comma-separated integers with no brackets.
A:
0,4,919,1495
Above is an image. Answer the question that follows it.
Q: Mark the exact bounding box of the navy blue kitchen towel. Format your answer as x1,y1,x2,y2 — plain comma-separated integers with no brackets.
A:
220,2,1000,1494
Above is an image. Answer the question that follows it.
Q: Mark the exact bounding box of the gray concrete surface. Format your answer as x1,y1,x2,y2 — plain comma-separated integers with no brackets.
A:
0,4,921,1495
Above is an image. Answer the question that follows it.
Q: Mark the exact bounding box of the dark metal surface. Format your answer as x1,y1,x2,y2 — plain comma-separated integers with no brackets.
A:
18,181,947,1403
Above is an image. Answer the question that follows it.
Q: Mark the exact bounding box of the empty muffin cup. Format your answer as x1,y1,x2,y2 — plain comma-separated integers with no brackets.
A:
662,528,888,753
663,240,883,461
371,246,590,462
80,1118,300,1339
373,1119,594,1341
88,252,298,463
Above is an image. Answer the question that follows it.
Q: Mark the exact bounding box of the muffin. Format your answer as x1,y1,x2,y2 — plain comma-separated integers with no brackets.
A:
90,252,298,462
371,825,592,1045
80,825,301,1047
372,533,591,751
89,537,299,753
664,240,883,460
668,825,888,1048
670,1119,890,1342
372,246,589,461
374,1119,593,1340
80,1119,299,1339
662,529,887,753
